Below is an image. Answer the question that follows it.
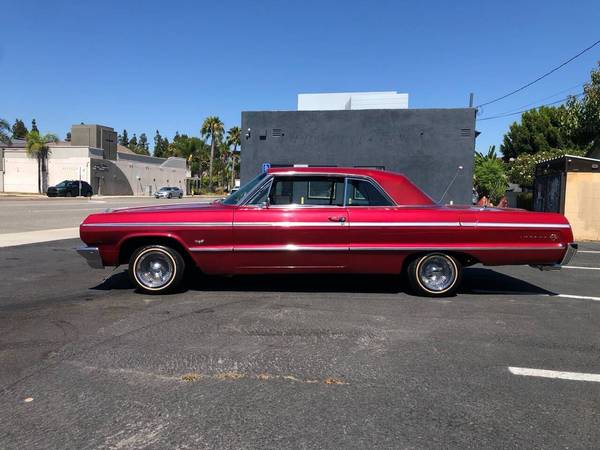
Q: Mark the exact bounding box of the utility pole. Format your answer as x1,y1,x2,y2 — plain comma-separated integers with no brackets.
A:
469,93,474,108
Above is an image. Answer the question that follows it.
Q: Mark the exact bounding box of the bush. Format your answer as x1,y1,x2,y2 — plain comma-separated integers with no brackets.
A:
474,157,508,204
507,148,586,187
516,192,533,210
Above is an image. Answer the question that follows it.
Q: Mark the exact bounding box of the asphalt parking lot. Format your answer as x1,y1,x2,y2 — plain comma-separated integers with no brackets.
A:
0,235,599,448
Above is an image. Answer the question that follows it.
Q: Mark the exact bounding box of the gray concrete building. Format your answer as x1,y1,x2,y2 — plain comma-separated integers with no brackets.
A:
241,106,477,204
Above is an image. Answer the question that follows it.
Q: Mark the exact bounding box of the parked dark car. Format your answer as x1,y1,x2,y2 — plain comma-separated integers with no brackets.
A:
47,180,93,197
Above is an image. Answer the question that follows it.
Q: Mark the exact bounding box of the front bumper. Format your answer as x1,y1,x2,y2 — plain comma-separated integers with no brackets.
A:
531,243,578,271
76,246,104,269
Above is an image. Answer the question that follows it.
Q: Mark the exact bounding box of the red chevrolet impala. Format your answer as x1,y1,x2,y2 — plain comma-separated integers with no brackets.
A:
77,167,577,296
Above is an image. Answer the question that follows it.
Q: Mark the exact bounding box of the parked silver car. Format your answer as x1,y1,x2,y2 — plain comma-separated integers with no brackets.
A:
154,187,183,199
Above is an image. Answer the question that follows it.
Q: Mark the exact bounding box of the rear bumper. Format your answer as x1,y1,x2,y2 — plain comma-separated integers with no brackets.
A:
76,245,104,269
531,243,578,271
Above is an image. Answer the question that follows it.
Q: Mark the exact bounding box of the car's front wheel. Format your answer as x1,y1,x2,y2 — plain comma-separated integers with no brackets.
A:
129,245,185,294
406,253,461,297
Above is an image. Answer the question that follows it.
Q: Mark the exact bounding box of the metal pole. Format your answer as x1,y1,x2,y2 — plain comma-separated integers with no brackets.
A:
79,167,82,197
469,93,474,108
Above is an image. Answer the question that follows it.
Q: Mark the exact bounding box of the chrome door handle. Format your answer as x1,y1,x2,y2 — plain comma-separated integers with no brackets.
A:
328,216,346,222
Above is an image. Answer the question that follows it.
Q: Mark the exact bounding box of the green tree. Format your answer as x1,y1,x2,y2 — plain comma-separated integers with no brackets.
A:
506,148,587,187
564,62,600,157
119,129,129,147
11,119,28,139
0,119,11,144
500,106,577,162
129,133,138,150
201,116,224,191
473,145,508,204
31,119,39,133
226,126,241,190
136,133,150,155
26,130,58,193
153,130,170,158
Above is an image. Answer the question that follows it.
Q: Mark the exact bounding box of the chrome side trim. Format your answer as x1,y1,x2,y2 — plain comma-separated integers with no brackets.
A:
189,246,233,252
234,222,345,227
234,245,348,252
350,244,565,251
82,222,231,227
82,221,571,229
187,244,565,253
461,222,571,229
76,245,104,269
348,222,460,227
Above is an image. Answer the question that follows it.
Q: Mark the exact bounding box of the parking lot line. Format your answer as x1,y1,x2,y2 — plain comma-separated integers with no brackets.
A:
578,250,600,254
563,265,600,271
556,294,600,302
471,290,600,302
509,367,600,383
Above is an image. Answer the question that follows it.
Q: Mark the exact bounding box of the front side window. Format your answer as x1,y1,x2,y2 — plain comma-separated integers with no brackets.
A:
345,179,392,206
261,176,345,206
222,172,267,205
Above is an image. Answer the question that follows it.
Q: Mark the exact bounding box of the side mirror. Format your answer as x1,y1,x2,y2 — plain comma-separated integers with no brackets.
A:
259,197,270,209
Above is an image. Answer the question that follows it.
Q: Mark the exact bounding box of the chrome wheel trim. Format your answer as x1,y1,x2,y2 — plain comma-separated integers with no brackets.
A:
416,254,457,293
133,248,177,290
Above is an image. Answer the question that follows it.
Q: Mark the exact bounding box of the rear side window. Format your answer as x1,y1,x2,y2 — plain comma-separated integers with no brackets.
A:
269,176,345,206
345,179,392,206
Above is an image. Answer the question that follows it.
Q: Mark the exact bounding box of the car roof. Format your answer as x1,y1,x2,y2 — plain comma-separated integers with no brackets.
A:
267,166,434,205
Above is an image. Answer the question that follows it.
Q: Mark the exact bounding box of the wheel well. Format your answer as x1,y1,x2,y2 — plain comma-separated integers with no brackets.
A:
119,236,194,266
402,251,479,273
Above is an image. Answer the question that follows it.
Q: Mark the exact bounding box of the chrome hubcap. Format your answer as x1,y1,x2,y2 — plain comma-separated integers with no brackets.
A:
135,251,174,289
419,255,455,292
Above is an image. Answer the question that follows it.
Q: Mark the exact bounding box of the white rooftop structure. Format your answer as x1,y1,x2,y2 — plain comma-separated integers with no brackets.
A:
297,91,409,111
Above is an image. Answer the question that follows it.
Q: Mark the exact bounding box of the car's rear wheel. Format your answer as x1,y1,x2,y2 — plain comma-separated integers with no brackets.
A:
406,253,461,297
129,245,185,294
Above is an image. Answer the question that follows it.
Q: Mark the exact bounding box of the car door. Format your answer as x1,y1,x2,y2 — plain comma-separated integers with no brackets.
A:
233,174,349,273
344,176,407,274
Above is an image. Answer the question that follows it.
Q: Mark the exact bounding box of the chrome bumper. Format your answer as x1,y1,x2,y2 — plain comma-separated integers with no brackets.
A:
76,246,104,269
531,243,578,271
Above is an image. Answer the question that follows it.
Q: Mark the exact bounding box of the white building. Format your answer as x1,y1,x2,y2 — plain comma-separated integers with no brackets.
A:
0,125,187,195
297,91,409,111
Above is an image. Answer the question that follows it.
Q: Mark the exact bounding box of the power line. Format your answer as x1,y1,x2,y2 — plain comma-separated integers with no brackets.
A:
476,38,600,108
477,92,584,121
478,81,585,118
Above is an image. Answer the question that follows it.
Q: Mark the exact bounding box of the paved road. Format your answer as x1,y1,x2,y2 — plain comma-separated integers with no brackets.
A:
0,240,599,448
0,197,214,234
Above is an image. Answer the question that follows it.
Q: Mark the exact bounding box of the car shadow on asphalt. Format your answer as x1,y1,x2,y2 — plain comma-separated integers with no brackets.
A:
91,267,555,296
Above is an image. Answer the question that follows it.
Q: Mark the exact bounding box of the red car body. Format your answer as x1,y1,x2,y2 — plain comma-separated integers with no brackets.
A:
78,167,576,286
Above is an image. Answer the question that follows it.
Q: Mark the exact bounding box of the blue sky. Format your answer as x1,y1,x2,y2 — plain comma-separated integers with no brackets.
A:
1,0,599,153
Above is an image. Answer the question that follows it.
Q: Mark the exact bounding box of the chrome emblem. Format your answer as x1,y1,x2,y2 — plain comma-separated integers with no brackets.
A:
549,233,558,241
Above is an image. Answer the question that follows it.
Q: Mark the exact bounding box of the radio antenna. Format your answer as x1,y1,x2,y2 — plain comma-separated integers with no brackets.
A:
438,165,464,204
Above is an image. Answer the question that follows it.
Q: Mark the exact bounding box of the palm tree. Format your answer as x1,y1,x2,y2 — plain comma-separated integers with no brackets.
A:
201,116,224,191
0,119,10,144
226,126,241,190
26,130,58,193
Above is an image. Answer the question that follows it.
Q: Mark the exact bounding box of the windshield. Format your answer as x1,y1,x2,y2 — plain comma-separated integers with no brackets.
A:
222,172,267,205
159,187,170,191
56,181,69,188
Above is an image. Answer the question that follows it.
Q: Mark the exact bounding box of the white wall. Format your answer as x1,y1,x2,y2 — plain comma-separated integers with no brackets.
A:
298,91,409,111
3,151,39,193
47,156,91,186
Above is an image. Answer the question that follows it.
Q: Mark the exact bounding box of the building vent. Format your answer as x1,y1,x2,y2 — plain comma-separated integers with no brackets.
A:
460,128,472,137
271,128,283,137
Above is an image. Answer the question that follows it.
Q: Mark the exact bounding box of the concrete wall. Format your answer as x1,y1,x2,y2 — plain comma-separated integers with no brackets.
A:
241,108,476,204
91,157,187,196
564,172,600,241
3,150,39,193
